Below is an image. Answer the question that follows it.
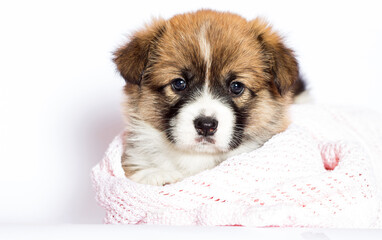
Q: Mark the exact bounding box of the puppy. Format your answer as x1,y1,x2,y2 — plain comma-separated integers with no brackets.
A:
113,10,305,186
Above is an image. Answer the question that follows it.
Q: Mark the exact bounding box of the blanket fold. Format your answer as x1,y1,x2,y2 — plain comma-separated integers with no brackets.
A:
92,104,382,227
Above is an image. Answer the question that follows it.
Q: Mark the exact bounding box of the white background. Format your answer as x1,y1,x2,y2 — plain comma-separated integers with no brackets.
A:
0,0,381,224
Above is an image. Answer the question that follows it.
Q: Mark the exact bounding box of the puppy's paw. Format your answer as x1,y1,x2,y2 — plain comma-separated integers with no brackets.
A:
129,168,183,186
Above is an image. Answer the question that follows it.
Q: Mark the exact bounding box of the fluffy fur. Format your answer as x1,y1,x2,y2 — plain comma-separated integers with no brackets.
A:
113,10,305,186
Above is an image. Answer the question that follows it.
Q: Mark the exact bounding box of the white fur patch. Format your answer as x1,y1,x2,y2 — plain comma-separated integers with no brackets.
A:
198,24,211,67
124,118,225,185
198,24,211,86
171,86,235,153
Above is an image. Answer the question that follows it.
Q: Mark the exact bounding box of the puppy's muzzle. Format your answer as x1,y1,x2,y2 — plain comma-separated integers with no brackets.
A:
193,116,218,137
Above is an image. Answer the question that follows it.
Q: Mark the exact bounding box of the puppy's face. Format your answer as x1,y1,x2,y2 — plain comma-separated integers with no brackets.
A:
114,10,299,154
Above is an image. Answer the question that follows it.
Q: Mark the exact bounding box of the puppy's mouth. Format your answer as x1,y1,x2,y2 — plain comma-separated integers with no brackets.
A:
195,136,216,145
191,136,225,154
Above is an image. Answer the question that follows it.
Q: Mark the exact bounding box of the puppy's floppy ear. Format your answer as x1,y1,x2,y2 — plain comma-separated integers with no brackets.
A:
249,18,299,95
113,19,166,85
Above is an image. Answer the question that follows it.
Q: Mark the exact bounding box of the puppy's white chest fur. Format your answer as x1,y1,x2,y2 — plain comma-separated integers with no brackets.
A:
122,119,262,186
122,121,225,186
126,151,221,186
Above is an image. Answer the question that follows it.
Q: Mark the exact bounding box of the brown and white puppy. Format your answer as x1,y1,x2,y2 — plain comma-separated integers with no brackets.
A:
113,10,305,186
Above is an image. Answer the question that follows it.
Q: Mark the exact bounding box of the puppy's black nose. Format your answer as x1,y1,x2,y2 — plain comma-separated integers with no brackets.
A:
194,117,218,136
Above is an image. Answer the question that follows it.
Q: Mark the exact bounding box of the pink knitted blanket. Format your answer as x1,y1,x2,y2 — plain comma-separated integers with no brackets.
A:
92,104,382,227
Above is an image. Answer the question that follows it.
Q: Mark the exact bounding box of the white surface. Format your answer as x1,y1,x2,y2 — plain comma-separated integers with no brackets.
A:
0,225,382,240
0,0,381,225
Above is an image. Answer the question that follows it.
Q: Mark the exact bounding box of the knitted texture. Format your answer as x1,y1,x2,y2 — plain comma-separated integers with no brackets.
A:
91,104,382,227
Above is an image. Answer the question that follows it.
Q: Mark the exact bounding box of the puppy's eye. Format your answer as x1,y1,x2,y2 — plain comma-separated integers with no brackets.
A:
229,81,245,96
171,78,187,91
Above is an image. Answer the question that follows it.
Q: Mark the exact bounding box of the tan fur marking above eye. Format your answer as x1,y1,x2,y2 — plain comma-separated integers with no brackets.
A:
163,86,180,103
231,90,253,108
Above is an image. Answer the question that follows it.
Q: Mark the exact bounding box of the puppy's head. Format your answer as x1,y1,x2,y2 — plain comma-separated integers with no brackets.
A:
114,10,299,154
